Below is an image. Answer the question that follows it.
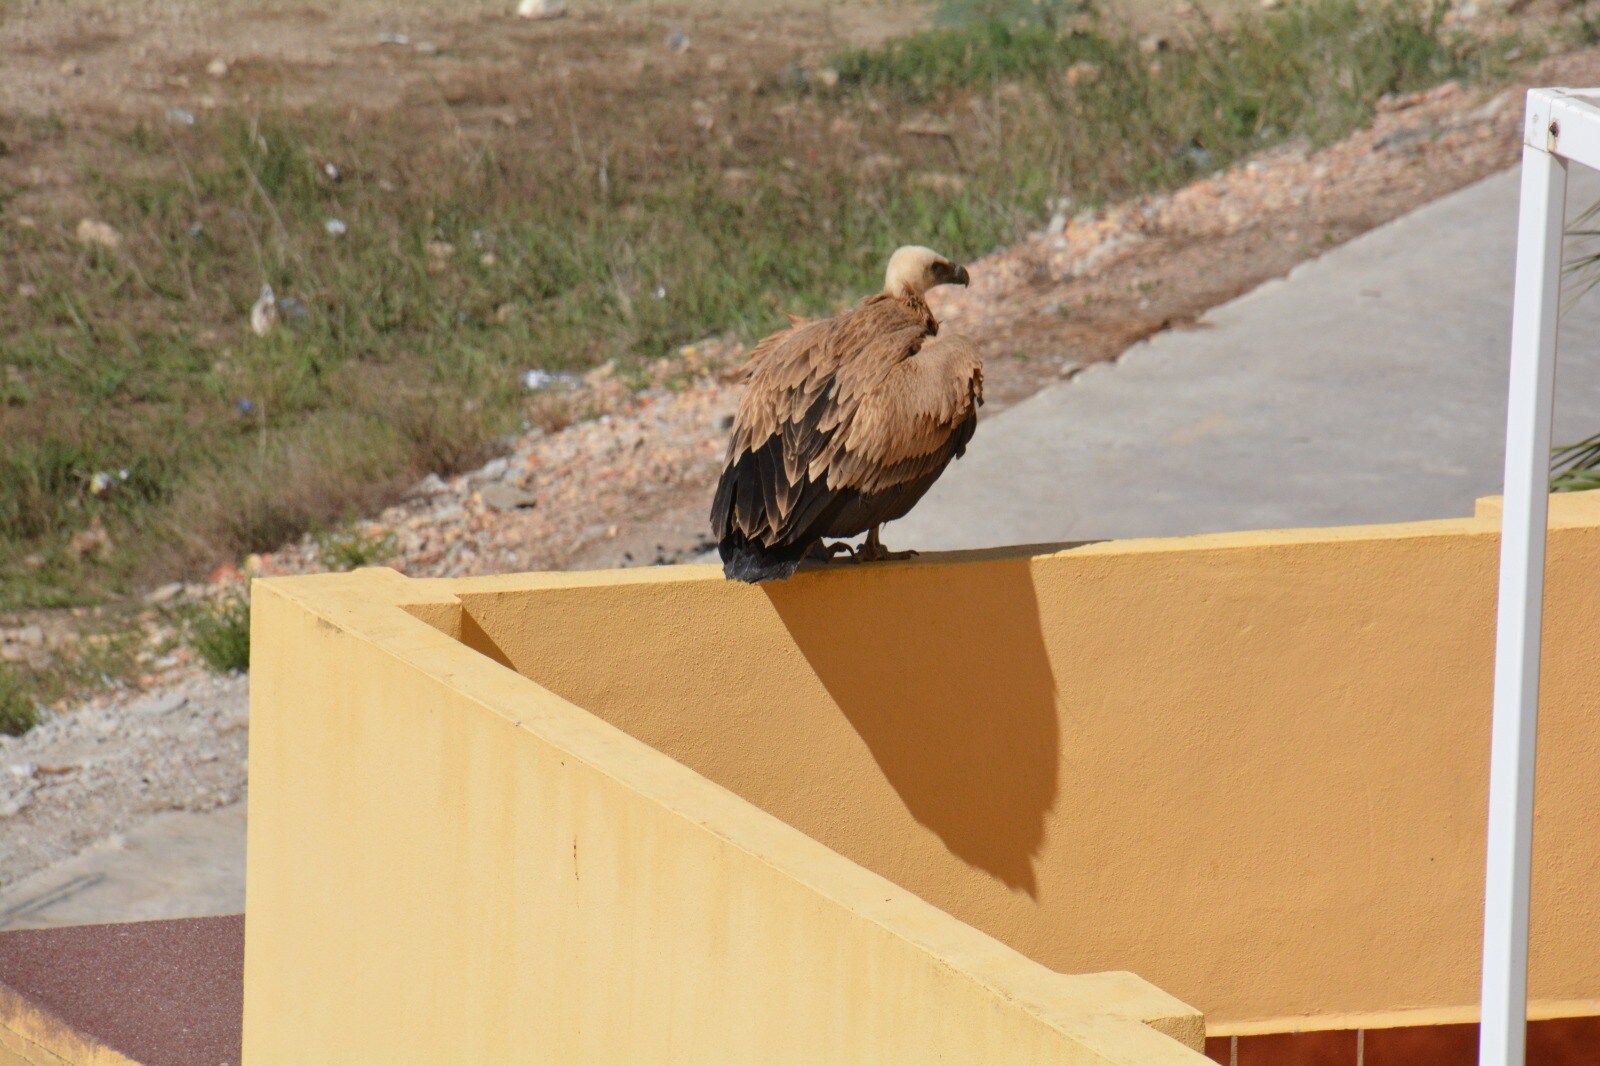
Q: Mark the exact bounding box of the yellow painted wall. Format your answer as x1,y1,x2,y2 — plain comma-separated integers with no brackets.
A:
447,493,1600,1030
244,570,1204,1064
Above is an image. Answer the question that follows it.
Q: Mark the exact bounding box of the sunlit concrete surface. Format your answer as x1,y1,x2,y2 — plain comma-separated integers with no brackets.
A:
898,166,1600,549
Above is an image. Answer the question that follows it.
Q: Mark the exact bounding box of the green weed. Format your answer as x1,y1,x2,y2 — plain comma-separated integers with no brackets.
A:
0,666,40,737
315,524,399,572
185,593,251,674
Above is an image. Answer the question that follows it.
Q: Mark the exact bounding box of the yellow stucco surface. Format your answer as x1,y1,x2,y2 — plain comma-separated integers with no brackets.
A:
245,492,1600,1058
244,571,1205,1064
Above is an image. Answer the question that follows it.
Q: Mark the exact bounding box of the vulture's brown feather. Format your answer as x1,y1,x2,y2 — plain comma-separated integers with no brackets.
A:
711,247,984,582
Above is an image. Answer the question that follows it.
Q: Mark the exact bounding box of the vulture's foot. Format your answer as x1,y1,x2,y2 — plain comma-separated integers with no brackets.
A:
807,541,857,561
859,525,916,563
856,542,918,563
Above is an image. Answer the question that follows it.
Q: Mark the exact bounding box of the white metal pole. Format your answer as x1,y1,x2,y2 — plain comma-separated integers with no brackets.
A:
1479,135,1567,1066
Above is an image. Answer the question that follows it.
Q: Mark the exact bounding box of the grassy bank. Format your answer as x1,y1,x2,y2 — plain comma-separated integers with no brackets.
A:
0,0,1522,612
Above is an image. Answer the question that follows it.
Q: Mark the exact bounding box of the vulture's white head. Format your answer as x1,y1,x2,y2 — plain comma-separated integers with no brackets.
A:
883,245,970,299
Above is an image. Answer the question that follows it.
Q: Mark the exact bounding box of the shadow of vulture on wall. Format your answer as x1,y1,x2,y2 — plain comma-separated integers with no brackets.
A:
710,246,985,583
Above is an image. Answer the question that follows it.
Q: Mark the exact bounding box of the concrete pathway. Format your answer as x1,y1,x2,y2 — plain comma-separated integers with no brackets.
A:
897,166,1600,550
9,163,1600,930
0,804,245,931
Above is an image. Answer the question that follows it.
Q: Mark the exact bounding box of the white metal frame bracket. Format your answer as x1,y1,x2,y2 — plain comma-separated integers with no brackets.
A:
1477,87,1596,1066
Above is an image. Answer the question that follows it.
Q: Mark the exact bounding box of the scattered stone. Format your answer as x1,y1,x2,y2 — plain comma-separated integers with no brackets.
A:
1375,126,1432,154
414,473,450,497
1138,34,1169,54
324,218,348,237
2,626,44,650
59,60,82,77
377,32,410,45
915,172,967,193
75,219,122,250
521,369,581,392
480,484,537,512
206,58,230,79
413,41,439,56
899,116,954,138
425,240,456,270
250,283,278,337
665,31,692,53
1472,89,1515,123
815,67,840,90
276,295,309,324
145,582,185,605
516,0,567,18
135,693,189,716
165,108,197,126
67,520,113,562
1064,61,1101,88
323,161,342,182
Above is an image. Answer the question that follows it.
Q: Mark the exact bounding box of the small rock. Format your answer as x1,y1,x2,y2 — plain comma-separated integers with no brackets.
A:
425,240,456,270
1138,34,1169,54
165,108,197,126
665,31,692,54
323,161,341,182
276,295,309,324
521,369,580,392
250,283,278,337
59,60,82,76
68,520,113,562
1064,61,1101,88
479,483,537,512
477,457,511,482
324,217,348,237
413,41,439,56
135,693,189,716
75,218,122,250
1058,360,1088,380
206,58,230,79
1472,89,1515,123
5,625,44,648
0,790,35,818
145,582,185,605
915,172,967,194
1260,0,1283,9
414,473,450,497
377,32,410,45
816,67,840,90
899,116,954,138
516,0,567,18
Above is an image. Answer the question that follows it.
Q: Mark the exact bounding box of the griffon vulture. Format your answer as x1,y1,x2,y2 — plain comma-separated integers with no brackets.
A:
710,245,984,583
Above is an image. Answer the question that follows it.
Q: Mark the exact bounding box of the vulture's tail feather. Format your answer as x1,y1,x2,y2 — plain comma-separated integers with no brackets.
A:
718,533,807,583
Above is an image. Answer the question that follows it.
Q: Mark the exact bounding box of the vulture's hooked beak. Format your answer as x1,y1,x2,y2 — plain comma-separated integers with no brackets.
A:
950,263,970,287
